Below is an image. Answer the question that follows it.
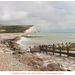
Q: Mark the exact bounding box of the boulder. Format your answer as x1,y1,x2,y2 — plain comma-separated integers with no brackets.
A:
33,64,39,69
40,63,66,71
47,63,65,71
12,51,24,55
25,60,32,66
13,36,20,41
29,59,37,66
36,57,43,61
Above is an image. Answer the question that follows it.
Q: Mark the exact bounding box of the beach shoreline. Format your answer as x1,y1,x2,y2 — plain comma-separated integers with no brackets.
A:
0,33,75,71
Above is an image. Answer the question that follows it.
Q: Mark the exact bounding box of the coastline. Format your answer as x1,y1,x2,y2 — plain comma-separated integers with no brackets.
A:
0,33,75,71
0,33,32,71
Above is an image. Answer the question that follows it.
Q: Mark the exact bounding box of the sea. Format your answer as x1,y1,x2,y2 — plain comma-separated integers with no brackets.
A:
17,32,75,49
17,32,75,71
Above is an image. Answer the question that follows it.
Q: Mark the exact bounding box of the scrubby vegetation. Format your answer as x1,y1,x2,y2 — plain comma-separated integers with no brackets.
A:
0,25,32,33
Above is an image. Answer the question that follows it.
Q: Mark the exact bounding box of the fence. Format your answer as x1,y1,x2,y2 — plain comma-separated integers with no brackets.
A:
29,42,75,57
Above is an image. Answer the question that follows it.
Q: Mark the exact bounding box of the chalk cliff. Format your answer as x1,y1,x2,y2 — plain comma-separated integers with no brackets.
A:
24,26,37,33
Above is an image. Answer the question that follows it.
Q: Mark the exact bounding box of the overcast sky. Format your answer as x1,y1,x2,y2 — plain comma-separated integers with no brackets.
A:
0,1,75,32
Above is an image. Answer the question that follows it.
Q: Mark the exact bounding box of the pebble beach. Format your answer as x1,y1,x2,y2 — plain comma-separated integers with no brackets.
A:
0,33,75,71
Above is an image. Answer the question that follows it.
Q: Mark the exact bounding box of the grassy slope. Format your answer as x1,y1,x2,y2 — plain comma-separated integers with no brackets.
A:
0,25,33,33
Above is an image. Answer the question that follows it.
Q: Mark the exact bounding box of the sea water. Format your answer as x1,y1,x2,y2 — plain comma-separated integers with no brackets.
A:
27,32,75,45
17,32,75,49
17,32,75,71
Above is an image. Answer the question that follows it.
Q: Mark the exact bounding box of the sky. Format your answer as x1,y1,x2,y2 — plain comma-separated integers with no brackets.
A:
0,1,75,32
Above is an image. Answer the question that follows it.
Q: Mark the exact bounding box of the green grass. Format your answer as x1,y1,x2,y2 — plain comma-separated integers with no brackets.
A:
0,25,33,33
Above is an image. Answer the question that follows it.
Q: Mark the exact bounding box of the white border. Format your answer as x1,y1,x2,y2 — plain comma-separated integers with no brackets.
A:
0,0,75,1
0,71,75,75
0,0,75,75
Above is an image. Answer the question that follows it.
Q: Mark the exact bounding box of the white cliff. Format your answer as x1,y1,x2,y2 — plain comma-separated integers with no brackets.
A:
24,26,37,33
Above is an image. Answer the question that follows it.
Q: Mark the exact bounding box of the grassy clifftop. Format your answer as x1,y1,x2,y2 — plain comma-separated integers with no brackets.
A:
0,25,33,33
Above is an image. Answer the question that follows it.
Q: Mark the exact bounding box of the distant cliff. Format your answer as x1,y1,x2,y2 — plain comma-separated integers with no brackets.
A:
0,24,37,33
24,26,37,33
0,24,32,33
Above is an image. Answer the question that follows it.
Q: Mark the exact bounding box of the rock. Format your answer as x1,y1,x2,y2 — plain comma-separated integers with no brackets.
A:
40,63,66,71
33,64,39,69
36,57,43,61
29,59,37,66
40,67,49,71
67,69,71,71
12,45,20,50
17,51,23,54
47,63,61,71
24,60,31,65
12,51,24,55
0,49,4,53
13,37,20,41
27,62,33,66
25,49,30,52
3,37,21,51
21,58,33,66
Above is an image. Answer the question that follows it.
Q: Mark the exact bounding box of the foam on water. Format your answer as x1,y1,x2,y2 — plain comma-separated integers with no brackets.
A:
17,37,31,50
17,32,75,50
71,64,75,66
35,53,75,70
35,53,51,58
17,37,39,52
43,60,50,67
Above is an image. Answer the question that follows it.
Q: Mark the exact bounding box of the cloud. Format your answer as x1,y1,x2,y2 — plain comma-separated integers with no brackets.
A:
0,1,75,32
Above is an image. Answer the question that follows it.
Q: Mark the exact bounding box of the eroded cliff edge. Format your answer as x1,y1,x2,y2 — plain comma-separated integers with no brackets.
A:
24,25,37,33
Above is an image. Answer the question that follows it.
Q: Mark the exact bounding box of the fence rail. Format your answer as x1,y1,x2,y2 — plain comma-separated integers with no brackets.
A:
29,42,75,57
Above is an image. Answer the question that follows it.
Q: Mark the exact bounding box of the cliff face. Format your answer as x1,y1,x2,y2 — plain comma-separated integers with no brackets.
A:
25,26,37,33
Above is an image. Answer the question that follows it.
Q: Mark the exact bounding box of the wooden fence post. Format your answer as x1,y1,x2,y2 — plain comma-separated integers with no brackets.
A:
39,45,41,53
61,43,63,50
69,42,71,48
59,46,62,56
46,45,47,54
34,46,36,52
67,46,69,57
53,44,55,55
43,45,45,53
29,46,32,53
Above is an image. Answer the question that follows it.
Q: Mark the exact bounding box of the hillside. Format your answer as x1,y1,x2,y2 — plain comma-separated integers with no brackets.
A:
0,24,33,33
